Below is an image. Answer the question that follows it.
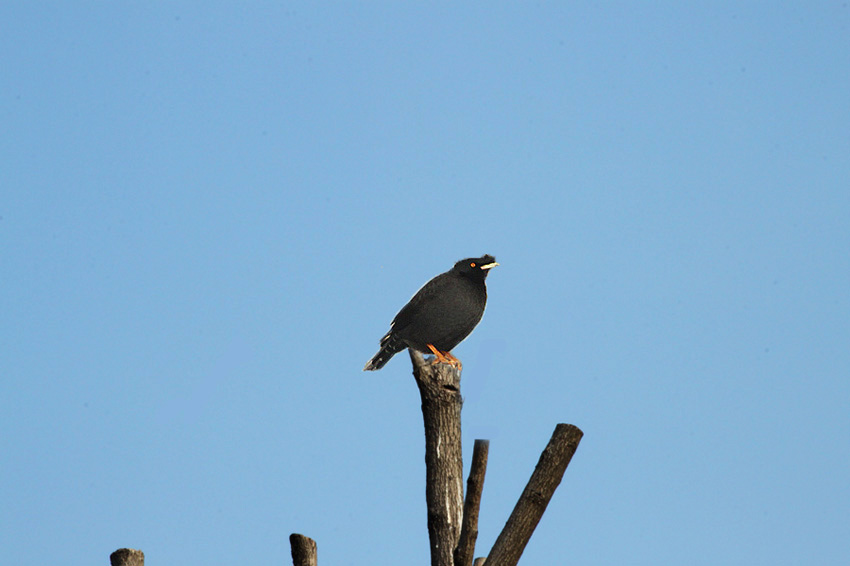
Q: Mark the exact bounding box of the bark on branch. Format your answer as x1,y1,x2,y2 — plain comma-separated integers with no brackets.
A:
485,423,583,566
110,549,144,566
455,439,490,566
410,349,464,566
289,533,318,566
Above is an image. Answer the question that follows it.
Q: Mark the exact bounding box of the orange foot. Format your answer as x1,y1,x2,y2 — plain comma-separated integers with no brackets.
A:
426,344,462,370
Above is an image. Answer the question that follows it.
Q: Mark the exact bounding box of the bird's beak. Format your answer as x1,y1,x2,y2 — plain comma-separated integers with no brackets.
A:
480,262,499,270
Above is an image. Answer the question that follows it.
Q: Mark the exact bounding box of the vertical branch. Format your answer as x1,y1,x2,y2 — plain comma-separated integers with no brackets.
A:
455,439,490,566
486,423,583,566
410,349,464,566
110,549,144,566
289,533,318,566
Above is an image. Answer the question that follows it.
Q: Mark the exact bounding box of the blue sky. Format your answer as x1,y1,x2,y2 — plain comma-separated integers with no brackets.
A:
2,3,848,565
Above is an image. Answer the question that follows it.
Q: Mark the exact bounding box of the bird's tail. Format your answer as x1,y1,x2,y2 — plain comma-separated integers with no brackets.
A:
363,332,406,371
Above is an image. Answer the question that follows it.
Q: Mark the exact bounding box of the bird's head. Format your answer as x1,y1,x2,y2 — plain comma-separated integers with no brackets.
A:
453,255,499,281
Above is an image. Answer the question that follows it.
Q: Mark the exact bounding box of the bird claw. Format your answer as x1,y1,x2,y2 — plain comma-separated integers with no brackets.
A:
426,344,462,370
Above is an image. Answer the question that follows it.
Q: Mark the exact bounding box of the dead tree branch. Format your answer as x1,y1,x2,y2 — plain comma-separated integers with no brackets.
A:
485,423,583,566
289,533,317,566
455,439,490,566
110,549,144,566
410,349,464,566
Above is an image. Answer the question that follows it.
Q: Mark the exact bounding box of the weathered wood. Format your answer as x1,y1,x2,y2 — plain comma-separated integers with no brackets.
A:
455,439,490,566
473,558,487,566
410,348,464,566
289,533,317,566
486,423,583,566
110,548,144,566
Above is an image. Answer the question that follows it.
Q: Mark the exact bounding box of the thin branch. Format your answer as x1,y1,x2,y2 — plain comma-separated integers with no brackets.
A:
410,349,465,566
110,549,144,566
289,533,318,566
455,439,490,566
486,423,583,566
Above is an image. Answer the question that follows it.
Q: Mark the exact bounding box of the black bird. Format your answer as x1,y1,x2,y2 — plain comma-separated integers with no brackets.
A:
364,255,498,371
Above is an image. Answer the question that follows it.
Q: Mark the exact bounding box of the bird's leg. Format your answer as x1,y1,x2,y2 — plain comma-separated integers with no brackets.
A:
426,344,451,365
426,344,449,364
426,344,462,369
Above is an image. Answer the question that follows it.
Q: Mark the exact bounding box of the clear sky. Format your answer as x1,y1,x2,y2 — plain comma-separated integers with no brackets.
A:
2,3,848,565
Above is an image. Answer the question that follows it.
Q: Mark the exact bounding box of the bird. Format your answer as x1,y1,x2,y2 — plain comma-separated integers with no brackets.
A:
364,255,498,371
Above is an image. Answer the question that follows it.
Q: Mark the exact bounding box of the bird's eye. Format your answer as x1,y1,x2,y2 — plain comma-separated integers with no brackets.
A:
470,262,476,267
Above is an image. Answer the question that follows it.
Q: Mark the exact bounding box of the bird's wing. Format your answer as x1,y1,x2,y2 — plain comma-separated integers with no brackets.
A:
390,272,451,333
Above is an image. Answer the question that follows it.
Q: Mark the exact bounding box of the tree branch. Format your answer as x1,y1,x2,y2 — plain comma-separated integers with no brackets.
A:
410,349,464,566
486,423,583,566
289,533,317,566
455,439,490,566
110,549,144,566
